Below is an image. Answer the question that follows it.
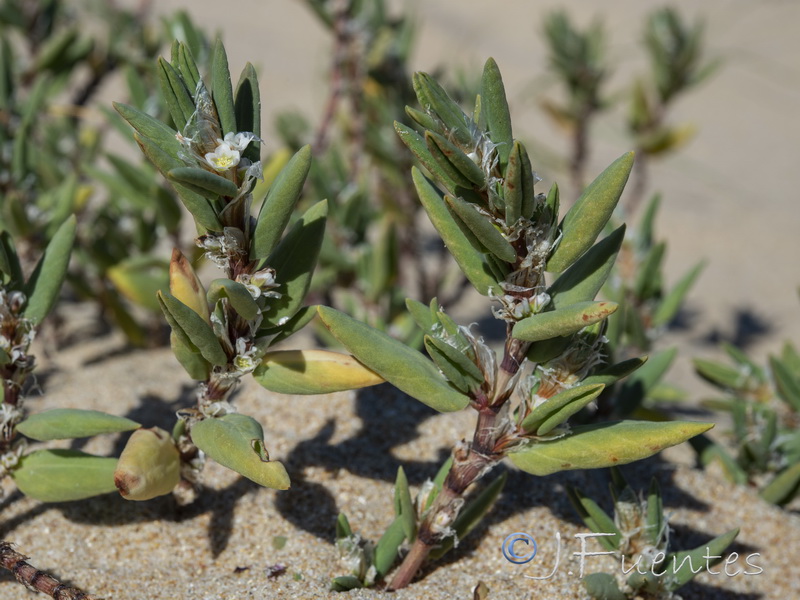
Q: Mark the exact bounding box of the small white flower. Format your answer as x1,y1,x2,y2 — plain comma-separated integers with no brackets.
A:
204,142,241,172
225,131,259,152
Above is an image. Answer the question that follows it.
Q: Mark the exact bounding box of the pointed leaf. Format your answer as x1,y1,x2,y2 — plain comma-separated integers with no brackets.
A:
170,331,211,381
445,195,516,263
159,291,228,366
522,383,605,434
412,168,500,296
235,63,261,163
23,216,76,324
254,349,383,394
770,356,800,412
157,57,194,131
481,58,513,168
760,462,800,505
191,413,290,489
406,298,436,333
11,450,117,502
583,357,648,387
318,307,469,412
425,335,484,384
394,467,417,543
503,141,535,224
666,528,738,590
512,301,618,342
374,517,406,577
652,260,705,327
395,122,460,191
16,409,140,441
252,145,312,259
617,348,677,413
412,72,472,146
207,279,260,321
426,130,485,188
547,152,634,272
168,167,239,198
258,304,317,346
567,487,620,550
211,40,236,135
508,420,714,475
549,225,626,308
260,199,327,328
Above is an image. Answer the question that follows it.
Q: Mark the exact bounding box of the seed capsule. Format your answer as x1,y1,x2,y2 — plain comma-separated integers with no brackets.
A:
114,427,180,501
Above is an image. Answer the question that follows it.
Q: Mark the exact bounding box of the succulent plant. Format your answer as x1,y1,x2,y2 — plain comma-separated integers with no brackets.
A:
320,58,712,589
569,468,738,600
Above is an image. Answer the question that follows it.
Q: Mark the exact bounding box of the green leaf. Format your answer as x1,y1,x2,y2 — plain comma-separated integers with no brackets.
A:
425,335,484,385
258,304,317,346
645,478,664,545
770,356,800,412
235,63,261,163
582,356,648,387
652,260,705,327
521,383,605,434
317,307,470,413
16,409,140,441
133,132,221,231
547,152,634,272
170,331,211,381
107,256,169,312
207,279,260,321
445,195,516,263
336,512,353,539
394,467,417,543
693,357,746,390
412,72,472,147
191,413,290,489
508,420,714,475
114,102,182,159
374,517,406,578
549,225,626,308
583,573,626,600
157,57,194,132
481,58,513,168
567,487,620,551
760,462,800,505
512,301,618,342
253,349,383,394
406,298,436,333
260,199,327,328
211,39,236,135
395,122,460,192
23,216,76,324
617,348,677,413
158,291,228,366
429,471,507,560
412,168,499,296
11,450,118,502
168,167,239,198
330,576,364,591
426,130,485,188
0,231,23,286
503,141,536,224
633,241,666,300
251,145,312,259
665,528,738,590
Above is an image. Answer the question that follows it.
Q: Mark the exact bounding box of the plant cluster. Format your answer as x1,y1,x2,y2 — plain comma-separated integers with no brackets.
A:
320,58,711,590
693,339,800,506
569,469,738,600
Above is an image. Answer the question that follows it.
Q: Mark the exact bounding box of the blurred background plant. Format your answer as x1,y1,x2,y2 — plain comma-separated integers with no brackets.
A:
274,0,471,349
569,468,739,600
539,7,717,419
692,329,800,507
0,0,214,347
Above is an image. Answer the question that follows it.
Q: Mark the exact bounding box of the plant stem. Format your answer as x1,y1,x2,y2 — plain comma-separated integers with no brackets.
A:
388,337,530,589
0,542,94,600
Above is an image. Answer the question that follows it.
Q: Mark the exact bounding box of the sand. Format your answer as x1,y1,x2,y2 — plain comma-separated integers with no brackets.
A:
2,1,800,599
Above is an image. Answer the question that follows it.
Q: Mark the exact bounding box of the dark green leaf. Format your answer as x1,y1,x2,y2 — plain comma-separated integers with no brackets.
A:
24,216,76,324
211,40,236,135
481,58,513,168
159,291,228,366
445,195,516,263
168,167,239,198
